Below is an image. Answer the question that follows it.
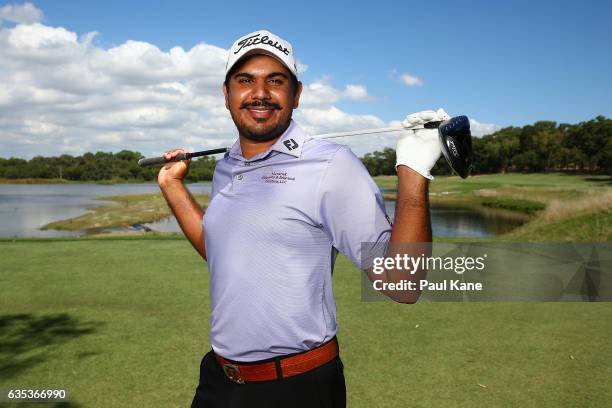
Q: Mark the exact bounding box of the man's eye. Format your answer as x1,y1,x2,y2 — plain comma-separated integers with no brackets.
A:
269,79,282,85
238,78,252,84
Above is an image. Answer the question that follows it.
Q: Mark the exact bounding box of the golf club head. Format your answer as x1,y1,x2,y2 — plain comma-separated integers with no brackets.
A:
438,116,473,179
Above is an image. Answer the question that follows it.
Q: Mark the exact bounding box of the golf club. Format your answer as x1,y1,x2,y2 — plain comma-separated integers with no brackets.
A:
137,116,473,178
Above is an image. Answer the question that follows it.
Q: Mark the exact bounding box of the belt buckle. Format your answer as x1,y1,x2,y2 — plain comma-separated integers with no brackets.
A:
222,363,245,384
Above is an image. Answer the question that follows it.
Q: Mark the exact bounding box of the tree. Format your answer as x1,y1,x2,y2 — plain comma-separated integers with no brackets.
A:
1,117,610,180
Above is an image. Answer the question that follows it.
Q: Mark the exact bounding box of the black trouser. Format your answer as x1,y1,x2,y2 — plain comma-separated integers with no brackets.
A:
191,350,346,408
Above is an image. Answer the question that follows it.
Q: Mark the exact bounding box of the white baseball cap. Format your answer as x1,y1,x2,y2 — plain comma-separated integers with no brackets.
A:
225,30,298,78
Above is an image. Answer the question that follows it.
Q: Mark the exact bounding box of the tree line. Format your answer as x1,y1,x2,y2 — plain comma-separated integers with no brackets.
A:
1,116,609,182
0,150,217,182
362,115,611,176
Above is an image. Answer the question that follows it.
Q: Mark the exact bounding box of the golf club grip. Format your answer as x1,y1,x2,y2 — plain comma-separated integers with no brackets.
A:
138,153,188,167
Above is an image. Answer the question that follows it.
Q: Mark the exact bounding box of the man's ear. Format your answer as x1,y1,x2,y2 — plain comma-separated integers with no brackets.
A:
293,81,303,109
223,82,230,109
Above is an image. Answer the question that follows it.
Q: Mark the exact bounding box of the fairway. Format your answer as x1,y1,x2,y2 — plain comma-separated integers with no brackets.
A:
1,238,611,407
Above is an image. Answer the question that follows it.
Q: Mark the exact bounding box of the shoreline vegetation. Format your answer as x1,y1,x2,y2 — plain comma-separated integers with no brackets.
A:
6,173,606,242
379,173,611,242
40,193,209,231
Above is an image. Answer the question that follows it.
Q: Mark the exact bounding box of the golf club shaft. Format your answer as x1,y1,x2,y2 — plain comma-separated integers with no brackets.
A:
137,116,471,177
137,127,408,166
137,147,229,167
315,126,403,139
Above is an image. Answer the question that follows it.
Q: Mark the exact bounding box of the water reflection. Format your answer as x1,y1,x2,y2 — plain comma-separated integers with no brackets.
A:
384,202,527,237
0,183,212,238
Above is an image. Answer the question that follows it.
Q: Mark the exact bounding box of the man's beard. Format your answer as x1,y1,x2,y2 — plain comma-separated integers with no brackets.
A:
232,100,293,142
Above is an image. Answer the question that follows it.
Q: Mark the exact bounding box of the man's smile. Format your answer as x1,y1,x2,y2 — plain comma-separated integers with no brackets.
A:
241,102,281,120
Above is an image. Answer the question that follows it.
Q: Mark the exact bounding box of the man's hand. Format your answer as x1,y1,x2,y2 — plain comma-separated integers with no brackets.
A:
157,149,191,187
395,108,450,180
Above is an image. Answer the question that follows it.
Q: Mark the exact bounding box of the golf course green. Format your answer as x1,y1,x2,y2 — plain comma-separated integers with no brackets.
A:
1,173,611,407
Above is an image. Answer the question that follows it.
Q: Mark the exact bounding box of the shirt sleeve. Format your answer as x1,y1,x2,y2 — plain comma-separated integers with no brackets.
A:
317,145,392,269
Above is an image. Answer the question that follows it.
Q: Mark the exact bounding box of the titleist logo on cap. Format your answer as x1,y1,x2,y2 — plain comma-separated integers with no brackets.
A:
226,30,298,77
234,34,290,56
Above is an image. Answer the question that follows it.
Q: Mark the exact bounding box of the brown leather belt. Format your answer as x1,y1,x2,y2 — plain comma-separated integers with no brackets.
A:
214,338,339,384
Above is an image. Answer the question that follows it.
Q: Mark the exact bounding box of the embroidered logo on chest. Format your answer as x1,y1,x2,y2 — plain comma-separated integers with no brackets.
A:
261,169,295,184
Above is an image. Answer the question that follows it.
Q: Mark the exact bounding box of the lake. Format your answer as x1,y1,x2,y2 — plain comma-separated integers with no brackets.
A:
0,183,524,238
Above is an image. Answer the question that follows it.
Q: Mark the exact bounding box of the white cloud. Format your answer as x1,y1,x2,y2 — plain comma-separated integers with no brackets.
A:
0,22,233,158
342,84,370,101
296,60,308,74
399,73,424,87
296,106,385,133
295,107,389,156
300,79,372,107
0,19,387,159
0,2,43,25
469,119,502,136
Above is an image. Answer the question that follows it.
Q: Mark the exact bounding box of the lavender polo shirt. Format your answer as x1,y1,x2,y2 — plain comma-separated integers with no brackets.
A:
203,120,391,361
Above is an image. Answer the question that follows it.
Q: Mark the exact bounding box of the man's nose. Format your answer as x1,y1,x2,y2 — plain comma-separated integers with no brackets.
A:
251,80,271,100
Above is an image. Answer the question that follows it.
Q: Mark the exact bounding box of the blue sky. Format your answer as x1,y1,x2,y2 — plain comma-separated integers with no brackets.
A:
0,0,610,158
33,0,612,125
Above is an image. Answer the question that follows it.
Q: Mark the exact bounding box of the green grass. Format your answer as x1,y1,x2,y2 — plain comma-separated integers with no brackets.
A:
2,173,611,406
375,173,611,194
1,238,611,407
480,197,546,214
506,210,612,242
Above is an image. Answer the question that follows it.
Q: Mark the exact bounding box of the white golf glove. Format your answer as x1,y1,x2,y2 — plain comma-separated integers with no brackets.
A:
396,108,451,180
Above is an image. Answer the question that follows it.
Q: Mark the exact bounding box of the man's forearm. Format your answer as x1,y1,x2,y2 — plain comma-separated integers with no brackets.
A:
367,166,431,303
390,166,431,243
159,180,206,260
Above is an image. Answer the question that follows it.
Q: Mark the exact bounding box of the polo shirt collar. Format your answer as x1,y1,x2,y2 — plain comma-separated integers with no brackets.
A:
228,120,305,161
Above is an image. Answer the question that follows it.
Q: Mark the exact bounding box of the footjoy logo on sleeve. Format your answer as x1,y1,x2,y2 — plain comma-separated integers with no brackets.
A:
234,34,291,56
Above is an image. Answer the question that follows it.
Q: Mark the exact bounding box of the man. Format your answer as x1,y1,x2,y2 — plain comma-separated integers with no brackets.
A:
158,30,449,407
